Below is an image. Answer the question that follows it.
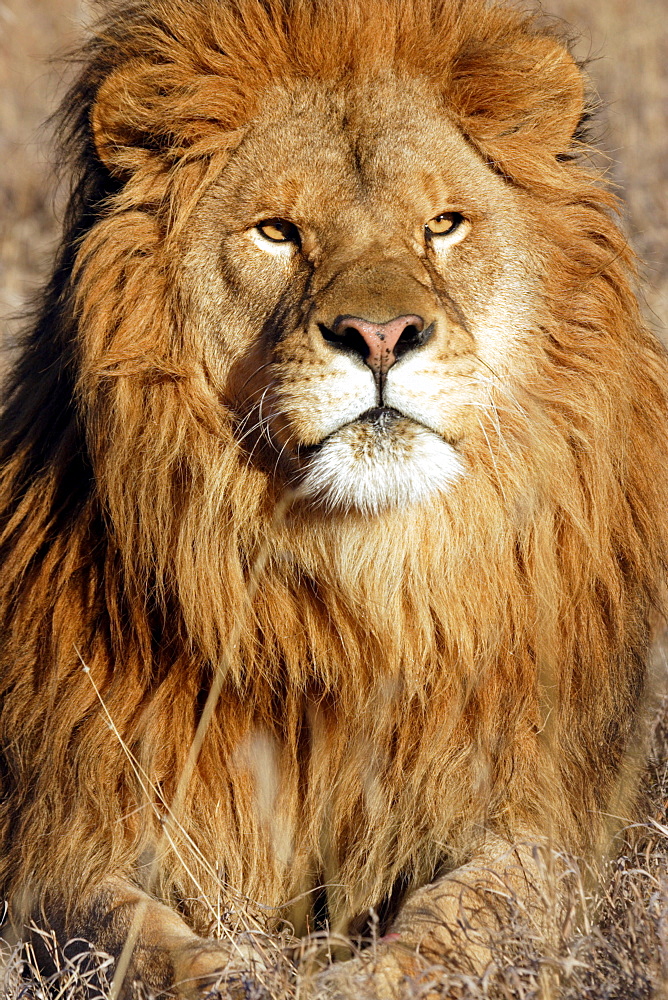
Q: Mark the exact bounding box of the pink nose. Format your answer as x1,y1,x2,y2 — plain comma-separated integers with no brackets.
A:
331,315,426,373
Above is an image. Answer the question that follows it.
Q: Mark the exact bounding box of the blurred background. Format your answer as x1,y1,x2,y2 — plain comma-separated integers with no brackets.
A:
0,0,667,342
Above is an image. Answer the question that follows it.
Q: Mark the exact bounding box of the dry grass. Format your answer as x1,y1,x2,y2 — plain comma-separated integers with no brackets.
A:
0,0,85,354
1,1,667,997
546,0,668,332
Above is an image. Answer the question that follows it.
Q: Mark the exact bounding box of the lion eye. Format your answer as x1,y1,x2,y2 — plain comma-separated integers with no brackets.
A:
425,212,465,237
256,219,300,244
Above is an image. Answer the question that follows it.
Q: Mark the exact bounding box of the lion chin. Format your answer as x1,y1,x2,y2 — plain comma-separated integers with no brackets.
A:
297,409,464,514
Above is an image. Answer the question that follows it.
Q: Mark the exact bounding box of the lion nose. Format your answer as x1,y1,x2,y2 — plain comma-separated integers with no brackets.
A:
322,314,428,374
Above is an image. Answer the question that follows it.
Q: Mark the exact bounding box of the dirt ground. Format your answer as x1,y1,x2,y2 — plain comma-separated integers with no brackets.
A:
1,1,667,998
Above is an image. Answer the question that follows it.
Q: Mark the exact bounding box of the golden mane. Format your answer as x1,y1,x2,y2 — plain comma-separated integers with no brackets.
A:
1,0,667,987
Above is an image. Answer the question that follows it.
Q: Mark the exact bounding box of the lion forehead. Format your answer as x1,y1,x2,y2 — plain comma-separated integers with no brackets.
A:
209,77,512,232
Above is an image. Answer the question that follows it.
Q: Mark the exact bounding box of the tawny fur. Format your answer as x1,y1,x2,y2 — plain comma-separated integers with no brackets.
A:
1,0,667,996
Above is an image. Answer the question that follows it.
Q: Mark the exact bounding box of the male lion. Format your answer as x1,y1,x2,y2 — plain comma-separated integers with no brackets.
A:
1,0,667,997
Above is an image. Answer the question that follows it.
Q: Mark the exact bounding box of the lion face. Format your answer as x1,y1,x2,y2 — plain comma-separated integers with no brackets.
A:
178,75,539,514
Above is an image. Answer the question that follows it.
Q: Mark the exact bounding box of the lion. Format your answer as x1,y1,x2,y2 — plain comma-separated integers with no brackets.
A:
1,0,667,996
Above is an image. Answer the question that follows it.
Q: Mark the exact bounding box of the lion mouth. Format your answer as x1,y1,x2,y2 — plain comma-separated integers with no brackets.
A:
356,406,403,429
307,405,445,453
295,406,401,458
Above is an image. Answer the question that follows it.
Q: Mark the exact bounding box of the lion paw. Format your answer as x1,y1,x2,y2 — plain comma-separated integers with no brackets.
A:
199,973,272,1000
310,945,440,1000
172,938,271,1000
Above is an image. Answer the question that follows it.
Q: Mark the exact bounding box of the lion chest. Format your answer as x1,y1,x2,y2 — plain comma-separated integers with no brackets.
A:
194,690,479,934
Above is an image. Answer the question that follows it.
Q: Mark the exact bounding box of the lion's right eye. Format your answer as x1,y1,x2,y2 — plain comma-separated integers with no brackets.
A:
425,212,466,238
255,219,301,245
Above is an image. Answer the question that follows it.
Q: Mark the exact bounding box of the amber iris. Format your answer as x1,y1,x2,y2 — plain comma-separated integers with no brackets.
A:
425,211,465,236
256,218,300,243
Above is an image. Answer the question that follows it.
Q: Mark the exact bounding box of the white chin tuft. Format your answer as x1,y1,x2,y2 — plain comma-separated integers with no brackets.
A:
297,419,464,515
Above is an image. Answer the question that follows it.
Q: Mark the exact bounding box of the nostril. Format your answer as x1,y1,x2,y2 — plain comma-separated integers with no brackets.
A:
318,321,370,360
396,324,419,354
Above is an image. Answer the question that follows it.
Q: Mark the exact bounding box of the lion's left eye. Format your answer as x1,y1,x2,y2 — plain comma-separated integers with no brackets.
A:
425,212,466,238
255,219,301,244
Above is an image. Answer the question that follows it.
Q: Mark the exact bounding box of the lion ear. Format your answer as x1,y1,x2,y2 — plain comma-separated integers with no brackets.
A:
91,60,165,177
449,33,585,173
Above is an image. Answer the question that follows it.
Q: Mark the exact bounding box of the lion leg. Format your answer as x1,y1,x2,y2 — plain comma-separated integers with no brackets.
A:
312,835,556,999
51,879,268,999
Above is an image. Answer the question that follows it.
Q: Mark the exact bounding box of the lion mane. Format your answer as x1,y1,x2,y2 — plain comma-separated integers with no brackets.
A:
1,0,668,994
